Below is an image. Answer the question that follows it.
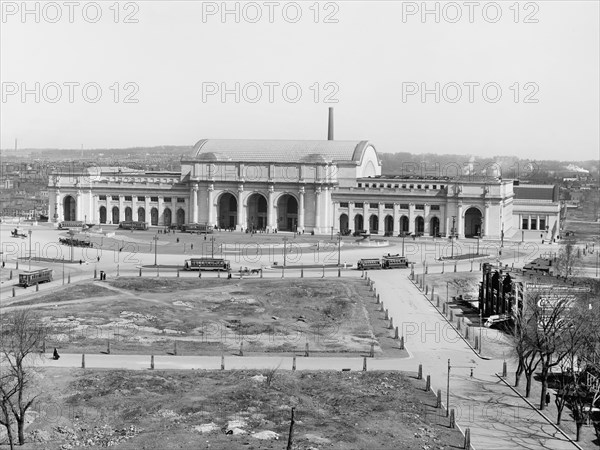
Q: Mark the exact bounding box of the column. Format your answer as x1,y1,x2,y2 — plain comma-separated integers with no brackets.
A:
314,187,322,233
324,186,330,234
158,197,164,225
457,203,464,237
76,190,82,221
484,203,490,237
424,204,430,235
377,203,384,235
191,183,199,223
332,201,339,233
145,197,150,224
207,184,214,226
237,185,244,231
88,190,93,223
54,189,61,222
298,187,305,232
408,203,415,234
119,196,124,222
362,202,368,232
392,203,399,235
348,202,354,233
268,184,275,231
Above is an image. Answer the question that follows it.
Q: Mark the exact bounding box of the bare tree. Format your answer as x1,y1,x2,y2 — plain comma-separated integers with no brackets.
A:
556,239,582,279
510,293,540,397
0,310,47,446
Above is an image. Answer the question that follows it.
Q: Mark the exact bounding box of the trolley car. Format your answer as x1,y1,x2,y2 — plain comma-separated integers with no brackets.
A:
119,221,149,230
183,258,230,271
357,254,410,270
18,268,53,287
181,223,214,234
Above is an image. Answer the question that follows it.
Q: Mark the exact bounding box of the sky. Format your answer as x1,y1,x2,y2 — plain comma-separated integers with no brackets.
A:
1,1,599,160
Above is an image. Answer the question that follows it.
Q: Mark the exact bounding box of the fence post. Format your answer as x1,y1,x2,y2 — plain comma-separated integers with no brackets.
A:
394,326,399,339
370,342,375,358
81,354,85,369
68,274,71,284
426,375,431,391
106,339,110,354
177,270,180,278
431,286,435,301
36,282,39,292
436,295,440,307
441,261,444,273
9,270,12,280
292,356,296,371
450,409,456,428
457,319,461,331
436,389,442,408
94,269,97,279
454,263,457,272
174,341,178,356
425,285,429,295
260,269,263,278
221,354,225,370
450,310,454,321
42,340,46,353
16,261,18,270
151,355,155,370
139,268,142,277
199,270,201,278
322,265,325,278
417,364,422,380
389,317,394,330
376,294,380,304
474,336,479,351
464,428,471,449
502,360,507,378
338,268,341,277
465,327,469,339
12,287,15,297
384,309,389,320
305,342,309,357
301,267,304,278
363,357,367,371
442,303,446,314
425,264,428,274
400,336,405,350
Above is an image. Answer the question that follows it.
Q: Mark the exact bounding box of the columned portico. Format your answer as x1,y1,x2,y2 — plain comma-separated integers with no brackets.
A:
237,185,245,231
408,203,415,234
207,184,214,226
457,203,464,237
268,185,275,231
314,187,321,233
392,203,399,235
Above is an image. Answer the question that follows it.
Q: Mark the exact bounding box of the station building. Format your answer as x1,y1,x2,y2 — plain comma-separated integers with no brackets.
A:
47,112,560,241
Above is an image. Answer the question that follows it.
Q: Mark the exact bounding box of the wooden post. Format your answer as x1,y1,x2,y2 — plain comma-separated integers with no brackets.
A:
450,310,453,321
465,326,469,339
400,336,405,350
426,375,431,391
174,341,178,356
436,389,442,408
370,342,375,357
436,295,440,307
9,270,12,280
361,268,364,278
68,274,71,283
292,356,296,371
502,361,507,377
384,309,389,320
286,407,295,450
107,339,110,354
380,301,384,312
36,282,39,292
177,270,180,277
94,269,97,279
301,266,304,278
394,326,399,339
151,355,155,370
417,364,422,380
431,286,435,301
12,287,15,297
221,354,225,370
450,409,456,428
363,357,367,371
464,428,471,449
457,319,461,331
425,264,428,274
239,342,243,356
454,263,457,272
322,265,325,278
81,354,85,369
442,303,446,314
474,336,479,351
425,285,429,295
199,270,201,278
42,340,46,353
139,268,142,276
304,342,309,357
389,317,394,330
338,268,341,277
441,261,444,273
260,269,263,278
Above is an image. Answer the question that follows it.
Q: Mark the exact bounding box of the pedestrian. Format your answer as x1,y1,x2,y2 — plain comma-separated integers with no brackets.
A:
545,392,550,406
177,238,180,243
1,261,4,268
79,259,82,265
53,348,60,360
191,244,194,250
97,256,100,262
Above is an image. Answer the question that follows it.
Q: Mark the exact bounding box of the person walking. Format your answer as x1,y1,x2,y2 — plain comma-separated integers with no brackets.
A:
545,392,551,407
53,348,60,360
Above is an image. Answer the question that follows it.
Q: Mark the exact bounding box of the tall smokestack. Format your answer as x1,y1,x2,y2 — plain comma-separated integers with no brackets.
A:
328,107,334,140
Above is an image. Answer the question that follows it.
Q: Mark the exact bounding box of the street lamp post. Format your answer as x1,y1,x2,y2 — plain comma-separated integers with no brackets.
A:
282,236,289,267
479,309,483,355
153,234,159,266
337,233,342,266
451,216,456,259
446,359,451,417
28,230,32,270
62,257,65,285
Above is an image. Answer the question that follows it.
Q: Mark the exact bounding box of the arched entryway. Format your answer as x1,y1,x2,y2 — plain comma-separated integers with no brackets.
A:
218,193,237,229
277,194,298,231
354,214,364,232
125,207,133,221
99,206,107,224
369,215,379,234
464,207,482,237
339,214,349,234
415,216,424,234
111,206,119,224
384,215,393,236
63,196,76,221
430,216,440,236
150,208,159,226
176,208,185,225
137,207,146,222
247,193,267,231
400,215,409,234
163,208,172,226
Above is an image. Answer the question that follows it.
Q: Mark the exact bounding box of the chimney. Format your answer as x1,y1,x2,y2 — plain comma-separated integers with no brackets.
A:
328,107,334,140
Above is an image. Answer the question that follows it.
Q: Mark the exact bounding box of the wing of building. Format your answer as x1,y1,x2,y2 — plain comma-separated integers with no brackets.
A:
48,139,560,241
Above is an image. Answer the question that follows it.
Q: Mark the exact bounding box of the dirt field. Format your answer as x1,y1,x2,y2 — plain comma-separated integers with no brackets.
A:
9,278,404,357
19,368,465,449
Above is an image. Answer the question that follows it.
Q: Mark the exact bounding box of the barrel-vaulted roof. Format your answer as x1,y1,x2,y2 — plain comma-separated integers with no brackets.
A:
191,139,374,164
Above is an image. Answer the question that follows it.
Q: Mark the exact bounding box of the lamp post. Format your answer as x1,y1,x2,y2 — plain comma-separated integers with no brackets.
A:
446,359,451,417
282,236,289,267
337,233,342,266
28,230,32,270
451,216,456,259
62,257,65,285
153,234,159,266
479,309,483,355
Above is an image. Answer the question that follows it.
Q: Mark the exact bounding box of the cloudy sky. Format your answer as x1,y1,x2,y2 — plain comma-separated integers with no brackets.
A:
1,1,598,160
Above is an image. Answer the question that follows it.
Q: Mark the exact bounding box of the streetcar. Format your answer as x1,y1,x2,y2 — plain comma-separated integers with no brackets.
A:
181,223,214,234
18,268,53,287
356,258,383,270
382,254,410,269
183,258,230,271
58,221,84,229
119,221,149,230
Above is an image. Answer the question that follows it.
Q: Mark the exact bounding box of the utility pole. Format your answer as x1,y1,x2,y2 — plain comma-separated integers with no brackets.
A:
451,216,456,259
282,236,289,267
446,359,451,417
337,233,342,266
153,234,159,266
28,229,32,270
